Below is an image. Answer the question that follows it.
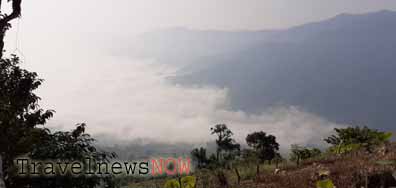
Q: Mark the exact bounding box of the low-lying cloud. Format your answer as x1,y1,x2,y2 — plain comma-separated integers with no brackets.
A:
37,53,344,151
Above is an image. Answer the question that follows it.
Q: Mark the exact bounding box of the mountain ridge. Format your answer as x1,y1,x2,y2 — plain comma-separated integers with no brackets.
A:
124,10,396,131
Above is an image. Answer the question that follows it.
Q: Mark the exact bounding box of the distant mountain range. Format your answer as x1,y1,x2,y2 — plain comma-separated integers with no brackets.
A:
122,10,396,131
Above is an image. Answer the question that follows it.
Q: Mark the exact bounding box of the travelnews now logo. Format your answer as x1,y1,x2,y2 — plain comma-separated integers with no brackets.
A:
15,157,191,177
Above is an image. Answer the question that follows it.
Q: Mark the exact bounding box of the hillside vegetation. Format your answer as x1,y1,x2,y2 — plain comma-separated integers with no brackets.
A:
126,126,395,188
127,143,396,188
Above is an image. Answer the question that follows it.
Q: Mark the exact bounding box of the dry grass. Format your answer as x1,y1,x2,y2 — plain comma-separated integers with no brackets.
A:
253,143,396,188
127,143,396,188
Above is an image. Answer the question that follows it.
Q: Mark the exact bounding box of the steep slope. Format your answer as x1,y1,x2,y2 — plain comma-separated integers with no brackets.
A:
175,10,396,130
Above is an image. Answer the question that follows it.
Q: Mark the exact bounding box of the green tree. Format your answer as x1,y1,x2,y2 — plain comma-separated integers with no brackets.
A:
25,124,117,188
245,131,279,164
290,145,322,166
0,1,29,186
246,131,279,178
0,56,54,188
324,126,392,153
0,57,117,188
210,124,240,163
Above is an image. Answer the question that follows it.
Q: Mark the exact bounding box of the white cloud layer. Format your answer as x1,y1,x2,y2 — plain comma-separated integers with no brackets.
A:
35,51,344,150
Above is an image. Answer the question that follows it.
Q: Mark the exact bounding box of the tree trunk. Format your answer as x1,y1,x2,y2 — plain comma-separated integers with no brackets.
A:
0,1,22,187
0,32,4,59
255,163,260,183
216,149,220,162
234,167,240,185
296,156,300,166
0,154,6,188
0,0,23,59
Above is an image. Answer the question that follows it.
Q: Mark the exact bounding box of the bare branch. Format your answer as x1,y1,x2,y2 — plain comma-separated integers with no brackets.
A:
0,0,22,58
0,0,21,25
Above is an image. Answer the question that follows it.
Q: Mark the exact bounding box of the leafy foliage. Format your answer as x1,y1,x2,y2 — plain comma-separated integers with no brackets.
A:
328,143,361,154
210,124,240,163
246,131,279,163
0,56,117,188
0,56,54,188
325,126,392,153
290,145,322,165
23,124,117,188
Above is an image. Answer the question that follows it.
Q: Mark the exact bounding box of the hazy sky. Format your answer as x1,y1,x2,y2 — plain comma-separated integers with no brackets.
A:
2,1,394,148
18,0,396,34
